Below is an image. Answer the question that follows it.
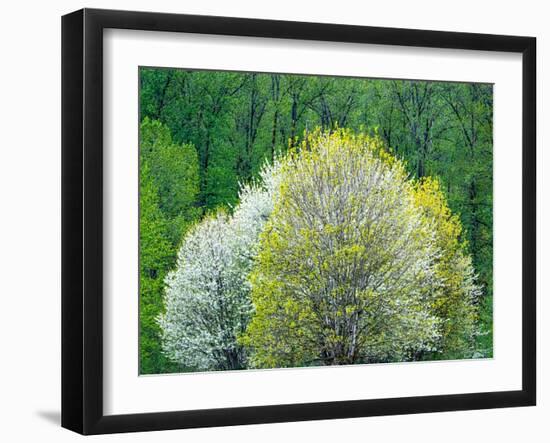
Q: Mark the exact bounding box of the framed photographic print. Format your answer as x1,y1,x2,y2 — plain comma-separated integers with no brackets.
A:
61,8,536,435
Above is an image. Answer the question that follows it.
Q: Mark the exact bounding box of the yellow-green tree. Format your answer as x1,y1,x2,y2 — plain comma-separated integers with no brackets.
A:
413,178,480,359
242,129,480,368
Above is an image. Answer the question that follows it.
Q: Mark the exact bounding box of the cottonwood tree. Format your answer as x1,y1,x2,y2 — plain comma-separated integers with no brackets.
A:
242,129,479,368
158,163,280,371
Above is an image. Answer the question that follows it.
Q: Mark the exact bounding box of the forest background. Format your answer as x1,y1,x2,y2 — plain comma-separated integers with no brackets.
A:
138,67,493,374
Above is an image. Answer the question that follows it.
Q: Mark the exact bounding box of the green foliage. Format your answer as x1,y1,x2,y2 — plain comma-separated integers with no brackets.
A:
139,118,201,374
139,161,177,374
140,117,200,244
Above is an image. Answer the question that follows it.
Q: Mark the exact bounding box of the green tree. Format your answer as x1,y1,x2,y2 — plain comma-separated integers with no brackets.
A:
139,160,176,374
140,117,200,244
139,118,201,373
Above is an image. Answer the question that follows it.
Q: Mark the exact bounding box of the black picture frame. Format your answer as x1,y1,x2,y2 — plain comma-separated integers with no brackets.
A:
61,8,536,435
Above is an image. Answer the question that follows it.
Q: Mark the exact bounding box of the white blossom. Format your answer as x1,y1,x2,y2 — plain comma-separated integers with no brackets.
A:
158,161,280,371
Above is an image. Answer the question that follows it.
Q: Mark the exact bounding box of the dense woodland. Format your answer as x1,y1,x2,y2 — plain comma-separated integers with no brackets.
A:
139,67,493,374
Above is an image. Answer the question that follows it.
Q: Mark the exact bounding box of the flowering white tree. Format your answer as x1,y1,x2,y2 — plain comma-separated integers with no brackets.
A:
158,163,280,371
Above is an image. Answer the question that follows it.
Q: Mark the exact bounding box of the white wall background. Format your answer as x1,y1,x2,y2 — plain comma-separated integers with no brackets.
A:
0,0,546,441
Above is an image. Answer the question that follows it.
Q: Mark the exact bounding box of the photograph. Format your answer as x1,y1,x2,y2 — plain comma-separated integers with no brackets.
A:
0,0,544,440
138,68,494,375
